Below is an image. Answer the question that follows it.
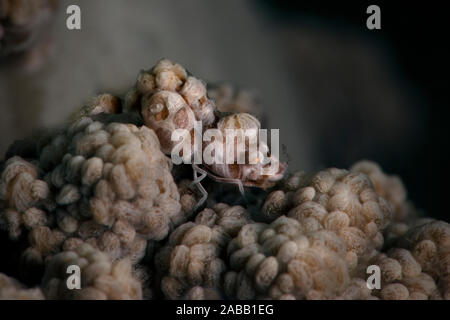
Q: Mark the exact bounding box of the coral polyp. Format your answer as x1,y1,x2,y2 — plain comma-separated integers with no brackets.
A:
0,59,448,300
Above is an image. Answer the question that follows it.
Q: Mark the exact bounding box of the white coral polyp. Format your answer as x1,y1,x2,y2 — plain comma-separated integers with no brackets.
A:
42,244,142,300
0,115,184,268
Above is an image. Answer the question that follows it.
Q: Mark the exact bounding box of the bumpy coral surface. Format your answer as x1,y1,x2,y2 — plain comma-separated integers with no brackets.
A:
42,243,142,299
394,220,450,299
351,161,411,222
0,58,448,300
0,273,44,299
224,216,353,299
262,168,392,270
370,248,439,300
365,218,450,300
351,160,418,242
156,203,251,299
0,114,183,273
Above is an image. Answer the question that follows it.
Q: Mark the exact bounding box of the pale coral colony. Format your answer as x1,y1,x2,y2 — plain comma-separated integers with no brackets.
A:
0,58,449,301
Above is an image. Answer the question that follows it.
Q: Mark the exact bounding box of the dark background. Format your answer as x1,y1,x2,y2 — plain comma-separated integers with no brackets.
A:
260,1,449,220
